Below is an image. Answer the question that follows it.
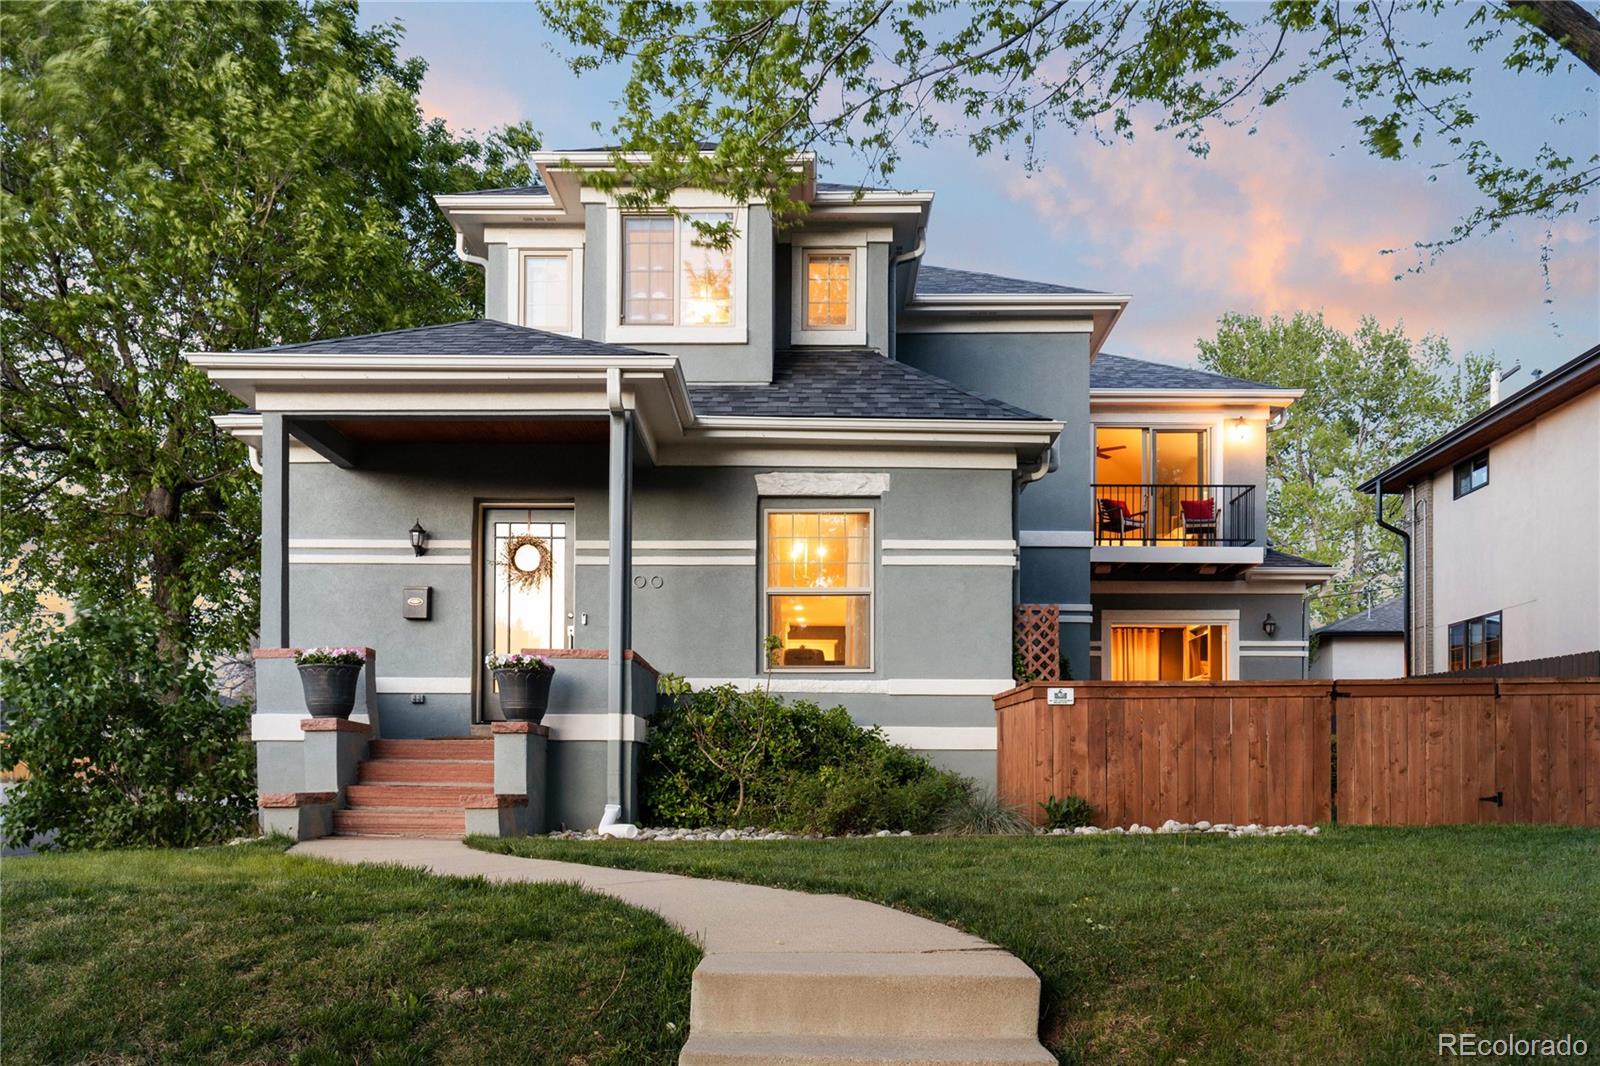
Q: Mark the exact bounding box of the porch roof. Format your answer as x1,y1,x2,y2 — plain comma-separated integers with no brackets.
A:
240,319,658,359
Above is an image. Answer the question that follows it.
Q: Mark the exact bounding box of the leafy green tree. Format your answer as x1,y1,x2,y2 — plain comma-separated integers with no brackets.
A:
0,607,256,850
1196,312,1492,623
538,0,1596,257
1,0,539,662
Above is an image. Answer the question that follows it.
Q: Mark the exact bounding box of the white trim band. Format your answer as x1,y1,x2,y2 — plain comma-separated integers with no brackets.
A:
881,555,1017,567
879,726,997,751
374,676,473,694
1019,530,1095,549
575,555,757,567
289,553,469,565
252,713,371,741
681,677,1014,696
289,538,471,550
541,713,651,743
881,539,1017,551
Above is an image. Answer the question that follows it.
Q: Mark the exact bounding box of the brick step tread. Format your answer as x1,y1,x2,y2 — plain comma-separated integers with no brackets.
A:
331,810,464,836
368,739,493,760
679,1034,1055,1066
358,761,495,784
690,951,1042,1041
345,784,492,808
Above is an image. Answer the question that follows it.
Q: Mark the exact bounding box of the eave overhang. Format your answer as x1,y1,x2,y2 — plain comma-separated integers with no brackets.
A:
899,292,1131,354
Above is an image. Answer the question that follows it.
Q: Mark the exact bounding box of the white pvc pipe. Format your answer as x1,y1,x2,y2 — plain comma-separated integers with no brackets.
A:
597,803,639,839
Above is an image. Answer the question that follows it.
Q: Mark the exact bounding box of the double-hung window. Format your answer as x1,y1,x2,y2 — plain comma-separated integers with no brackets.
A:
621,212,734,326
1448,611,1502,671
764,510,872,669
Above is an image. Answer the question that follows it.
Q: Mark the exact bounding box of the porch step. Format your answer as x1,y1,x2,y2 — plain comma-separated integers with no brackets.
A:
369,738,493,760
678,1034,1055,1066
689,951,1043,1042
331,808,465,838
345,783,493,808
358,759,495,785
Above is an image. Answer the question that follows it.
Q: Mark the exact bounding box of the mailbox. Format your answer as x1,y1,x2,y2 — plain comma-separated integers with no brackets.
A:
402,586,431,621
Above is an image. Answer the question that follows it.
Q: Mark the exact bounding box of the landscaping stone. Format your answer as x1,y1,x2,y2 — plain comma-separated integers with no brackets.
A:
541,820,1322,842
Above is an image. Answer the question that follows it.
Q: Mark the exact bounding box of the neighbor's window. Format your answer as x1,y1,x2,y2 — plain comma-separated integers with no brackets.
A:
621,212,734,326
1448,611,1501,671
522,254,572,332
1453,451,1489,498
804,250,853,329
765,510,871,668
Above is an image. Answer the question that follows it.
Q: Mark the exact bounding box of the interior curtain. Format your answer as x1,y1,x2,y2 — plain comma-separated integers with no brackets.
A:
1111,626,1163,681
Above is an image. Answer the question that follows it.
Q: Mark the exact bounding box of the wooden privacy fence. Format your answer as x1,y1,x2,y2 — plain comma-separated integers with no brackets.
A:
996,678,1600,827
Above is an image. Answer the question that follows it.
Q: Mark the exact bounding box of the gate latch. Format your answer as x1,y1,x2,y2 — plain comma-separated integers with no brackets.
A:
1479,790,1504,807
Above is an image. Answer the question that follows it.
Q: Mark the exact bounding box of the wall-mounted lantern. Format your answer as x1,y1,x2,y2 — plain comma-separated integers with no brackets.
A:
1231,416,1250,442
409,520,429,557
1262,613,1278,638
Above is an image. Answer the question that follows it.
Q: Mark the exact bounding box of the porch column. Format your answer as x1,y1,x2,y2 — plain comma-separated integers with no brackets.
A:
261,413,290,648
605,402,634,815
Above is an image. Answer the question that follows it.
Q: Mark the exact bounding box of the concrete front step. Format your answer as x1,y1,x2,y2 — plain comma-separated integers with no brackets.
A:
368,738,492,760
345,783,492,808
679,1034,1056,1066
689,951,1043,1042
358,759,495,785
331,808,465,838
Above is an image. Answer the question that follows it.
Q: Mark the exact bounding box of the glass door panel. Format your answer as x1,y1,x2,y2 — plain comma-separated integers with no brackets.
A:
481,508,572,721
1151,430,1206,541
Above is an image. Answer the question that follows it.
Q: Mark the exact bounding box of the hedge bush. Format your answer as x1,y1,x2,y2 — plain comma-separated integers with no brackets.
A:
641,679,972,834
0,609,256,849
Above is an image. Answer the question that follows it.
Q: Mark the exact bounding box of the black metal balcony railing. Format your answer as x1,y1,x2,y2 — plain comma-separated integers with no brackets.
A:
1093,484,1256,547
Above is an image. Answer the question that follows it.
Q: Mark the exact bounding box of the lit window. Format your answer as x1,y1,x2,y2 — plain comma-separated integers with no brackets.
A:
622,216,675,324
621,213,734,326
1453,451,1489,498
1109,624,1226,680
1448,611,1501,671
680,212,733,325
765,511,871,668
522,254,572,332
804,250,853,329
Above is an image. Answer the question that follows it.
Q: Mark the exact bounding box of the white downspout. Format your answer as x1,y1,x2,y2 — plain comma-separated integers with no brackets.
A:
454,231,488,271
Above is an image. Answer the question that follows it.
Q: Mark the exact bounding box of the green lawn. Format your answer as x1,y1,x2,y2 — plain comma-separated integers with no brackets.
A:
475,827,1600,1065
2,839,699,1065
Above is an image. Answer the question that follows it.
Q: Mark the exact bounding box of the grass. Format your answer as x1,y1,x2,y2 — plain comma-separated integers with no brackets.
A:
2,838,699,1065
475,826,1600,1065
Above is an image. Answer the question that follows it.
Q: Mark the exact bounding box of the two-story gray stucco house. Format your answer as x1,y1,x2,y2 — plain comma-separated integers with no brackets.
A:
193,149,1332,836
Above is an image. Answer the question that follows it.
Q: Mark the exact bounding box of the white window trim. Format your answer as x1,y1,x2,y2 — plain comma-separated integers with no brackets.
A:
605,207,749,344
791,244,867,346
1099,609,1241,681
760,505,876,673
517,249,581,336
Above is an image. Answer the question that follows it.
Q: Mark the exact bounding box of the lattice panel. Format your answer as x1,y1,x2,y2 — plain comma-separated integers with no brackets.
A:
1014,604,1060,682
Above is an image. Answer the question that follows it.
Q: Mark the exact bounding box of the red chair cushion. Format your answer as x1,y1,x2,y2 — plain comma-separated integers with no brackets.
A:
1180,498,1216,521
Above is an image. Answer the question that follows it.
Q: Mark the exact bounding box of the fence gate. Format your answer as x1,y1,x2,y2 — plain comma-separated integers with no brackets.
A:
1335,679,1600,826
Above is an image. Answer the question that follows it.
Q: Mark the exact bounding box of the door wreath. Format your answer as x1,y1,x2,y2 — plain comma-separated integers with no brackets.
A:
502,533,554,591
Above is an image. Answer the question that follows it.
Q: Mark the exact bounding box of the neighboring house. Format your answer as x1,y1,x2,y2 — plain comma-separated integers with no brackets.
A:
1360,344,1600,676
192,149,1331,831
1309,598,1405,679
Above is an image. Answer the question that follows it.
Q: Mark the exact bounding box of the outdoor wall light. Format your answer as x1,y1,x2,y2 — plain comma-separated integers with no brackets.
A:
1262,613,1278,638
409,520,429,557
1231,416,1250,442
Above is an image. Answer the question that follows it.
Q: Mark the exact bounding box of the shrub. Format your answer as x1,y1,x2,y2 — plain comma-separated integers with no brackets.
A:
0,609,256,849
937,788,1033,836
642,678,971,834
1040,793,1095,830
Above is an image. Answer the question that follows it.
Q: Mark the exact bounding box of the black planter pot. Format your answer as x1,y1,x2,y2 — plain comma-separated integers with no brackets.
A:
298,663,362,719
493,668,553,722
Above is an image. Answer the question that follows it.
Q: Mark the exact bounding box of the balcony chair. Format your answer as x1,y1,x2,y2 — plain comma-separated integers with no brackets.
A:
1097,498,1147,544
1180,497,1218,544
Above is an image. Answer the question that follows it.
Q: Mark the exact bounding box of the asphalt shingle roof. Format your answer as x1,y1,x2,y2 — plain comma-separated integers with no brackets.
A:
1260,548,1334,570
1091,352,1281,391
915,264,1104,297
448,183,548,196
1315,597,1405,636
688,350,1048,421
239,320,657,358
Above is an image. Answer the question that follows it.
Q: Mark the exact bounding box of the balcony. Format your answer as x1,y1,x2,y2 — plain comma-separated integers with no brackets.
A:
1092,484,1261,574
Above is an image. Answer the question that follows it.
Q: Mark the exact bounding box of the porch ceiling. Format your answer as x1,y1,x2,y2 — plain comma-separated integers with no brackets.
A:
324,417,609,446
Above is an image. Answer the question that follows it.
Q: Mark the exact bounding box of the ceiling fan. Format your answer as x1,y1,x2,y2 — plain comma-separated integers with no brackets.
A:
1095,443,1127,460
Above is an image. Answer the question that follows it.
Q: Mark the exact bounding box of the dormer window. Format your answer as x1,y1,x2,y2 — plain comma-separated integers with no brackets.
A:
621,212,733,326
790,240,867,346
521,253,574,333
804,250,854,330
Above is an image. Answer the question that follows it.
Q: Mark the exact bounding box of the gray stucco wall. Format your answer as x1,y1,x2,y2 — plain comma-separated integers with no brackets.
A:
898,330,1094,676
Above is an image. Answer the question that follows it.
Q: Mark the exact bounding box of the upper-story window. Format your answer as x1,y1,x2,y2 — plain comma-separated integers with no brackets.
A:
803,249,854,330
621,212,733,326
1453,451,1489,498
522,253,573,333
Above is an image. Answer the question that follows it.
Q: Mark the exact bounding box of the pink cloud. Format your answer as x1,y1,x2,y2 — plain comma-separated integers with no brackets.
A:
999,117,1599,362
418,73,525,133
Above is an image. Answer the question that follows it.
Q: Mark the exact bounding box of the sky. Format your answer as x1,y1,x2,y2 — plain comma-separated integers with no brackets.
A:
363,0,1599,376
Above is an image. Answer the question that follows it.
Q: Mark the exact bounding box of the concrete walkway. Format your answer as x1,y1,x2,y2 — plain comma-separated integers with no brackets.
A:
293,838,1054,1065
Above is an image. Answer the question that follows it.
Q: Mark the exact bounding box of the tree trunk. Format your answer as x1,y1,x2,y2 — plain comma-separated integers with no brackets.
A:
144,482,190,666
1508,1,1600,77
